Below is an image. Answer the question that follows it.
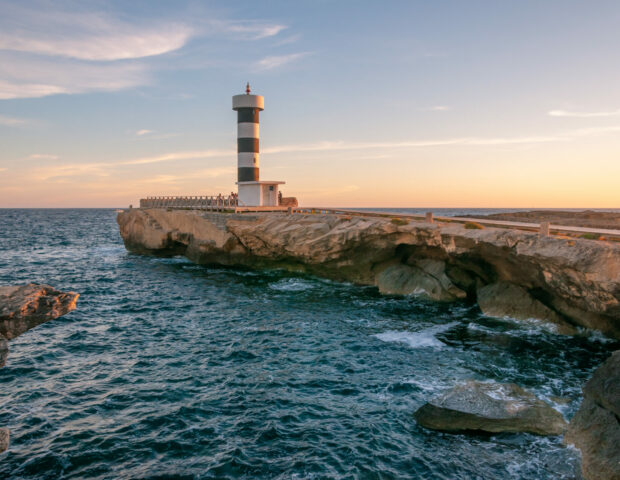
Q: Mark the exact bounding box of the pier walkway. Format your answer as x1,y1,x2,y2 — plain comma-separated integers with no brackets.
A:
136,197,620,240
293,207,620,241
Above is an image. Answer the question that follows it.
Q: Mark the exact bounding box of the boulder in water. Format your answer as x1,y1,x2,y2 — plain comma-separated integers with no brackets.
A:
0,428,8,454
477,282,576,334
414,381,567,436
564,351,620,480
0,284,79,340
0,283,78,453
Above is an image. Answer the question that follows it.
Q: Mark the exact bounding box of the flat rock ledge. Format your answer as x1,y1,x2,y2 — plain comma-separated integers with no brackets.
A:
564,350,620,480
413,381,567,436
0,283,78,453
117,209,620,339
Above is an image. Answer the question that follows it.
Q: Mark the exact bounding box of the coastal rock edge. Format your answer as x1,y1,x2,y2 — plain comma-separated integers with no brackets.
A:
412,381,567,436
117,209,620,339
564,350,620,480
0,283,79,453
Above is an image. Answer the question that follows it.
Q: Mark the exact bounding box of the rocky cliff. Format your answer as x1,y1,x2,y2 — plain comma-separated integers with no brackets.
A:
117,209,620,339
0,284,79,452
564,351,620,480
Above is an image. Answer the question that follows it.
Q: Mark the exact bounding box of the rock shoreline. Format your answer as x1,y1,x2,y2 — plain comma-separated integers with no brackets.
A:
564,350,620,480
0,284,78,453
118,209,620,339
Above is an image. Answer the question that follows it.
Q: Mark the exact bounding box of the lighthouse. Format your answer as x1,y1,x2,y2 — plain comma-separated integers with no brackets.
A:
233,83,284,207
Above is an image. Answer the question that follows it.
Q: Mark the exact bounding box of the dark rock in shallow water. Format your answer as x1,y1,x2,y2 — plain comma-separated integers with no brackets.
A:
565,351,620,480
0,428,8,454
0,284,78,453
0,284,79,340
414,381,567,436
0,334,7,369
477,282,576,335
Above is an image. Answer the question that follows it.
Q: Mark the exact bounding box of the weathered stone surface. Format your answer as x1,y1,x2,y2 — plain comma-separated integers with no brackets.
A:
565,351,620,480
0,284,79,340
0,428,8,454
376,260,466,301
414,381,567,436
0,334,7,369
477,282,576,334
0,284,78,455
117,209,620,338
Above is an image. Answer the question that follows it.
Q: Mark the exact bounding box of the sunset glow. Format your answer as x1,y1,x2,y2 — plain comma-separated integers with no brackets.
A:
1,1,619,208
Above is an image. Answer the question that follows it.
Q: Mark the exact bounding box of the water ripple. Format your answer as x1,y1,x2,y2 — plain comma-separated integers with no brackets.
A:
0,209,617,479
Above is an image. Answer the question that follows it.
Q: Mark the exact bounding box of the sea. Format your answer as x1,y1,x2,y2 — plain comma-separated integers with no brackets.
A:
0,208,617,480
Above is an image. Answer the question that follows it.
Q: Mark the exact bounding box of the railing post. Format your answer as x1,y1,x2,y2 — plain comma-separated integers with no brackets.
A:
425,212,434,223
539,222,550,237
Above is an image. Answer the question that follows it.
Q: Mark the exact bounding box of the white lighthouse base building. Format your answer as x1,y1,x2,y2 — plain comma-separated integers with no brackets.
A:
237,181,284,207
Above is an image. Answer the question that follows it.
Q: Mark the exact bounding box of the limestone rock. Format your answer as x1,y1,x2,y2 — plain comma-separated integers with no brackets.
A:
413,381,567,436
376,260,466,301
0,334,7,369
0,284,79,340
117,209,620,339
565,351,620,480
0,428,8,453
477,282,576,334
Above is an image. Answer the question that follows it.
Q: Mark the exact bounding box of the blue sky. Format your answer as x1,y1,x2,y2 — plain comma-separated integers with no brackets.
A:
1,0,619,207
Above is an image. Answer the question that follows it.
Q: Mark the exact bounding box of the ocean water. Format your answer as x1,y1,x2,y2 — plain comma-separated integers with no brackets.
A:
0,208,617,480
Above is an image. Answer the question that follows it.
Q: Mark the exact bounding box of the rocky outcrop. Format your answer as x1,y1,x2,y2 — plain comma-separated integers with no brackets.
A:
0,284,78,453
0,284,79,341
564,351,620,480
117,209,620,338
477,282,576,334
413,381,567,436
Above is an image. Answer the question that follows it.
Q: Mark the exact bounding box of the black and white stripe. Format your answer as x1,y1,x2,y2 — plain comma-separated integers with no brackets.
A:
236,107,260,182
233,93,264,184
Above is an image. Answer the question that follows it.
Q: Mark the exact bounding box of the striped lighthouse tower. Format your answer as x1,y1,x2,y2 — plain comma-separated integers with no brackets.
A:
233,82,263,182
233,83,284,207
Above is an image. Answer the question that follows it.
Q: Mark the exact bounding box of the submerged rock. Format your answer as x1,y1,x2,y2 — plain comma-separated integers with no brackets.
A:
564,351,620,480
413,381,567,436
0,284,79,340
0,429,8,454
0,283,78,453
477,282,576,334
0,335,7,369
376,260,466,301
117,209,620,339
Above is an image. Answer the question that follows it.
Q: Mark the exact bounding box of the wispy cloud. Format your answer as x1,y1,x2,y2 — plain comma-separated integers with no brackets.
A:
426,106,451,112
0,52,148,100
28,154,59,160
0,114,26,126
135,129,153,136
255,52,310,70
0,4,193,61
124,149,234,165
272,34,302,46
548,109,620,118
211,20,286,40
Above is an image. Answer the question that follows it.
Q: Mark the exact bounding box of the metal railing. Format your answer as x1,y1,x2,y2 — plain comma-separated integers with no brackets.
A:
140,195,239,211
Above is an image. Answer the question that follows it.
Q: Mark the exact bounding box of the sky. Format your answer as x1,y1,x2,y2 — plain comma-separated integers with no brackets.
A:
1,0,619,208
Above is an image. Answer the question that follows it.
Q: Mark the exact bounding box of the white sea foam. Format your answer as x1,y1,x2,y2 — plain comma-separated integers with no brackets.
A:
374,322,459,349
269,278,316,292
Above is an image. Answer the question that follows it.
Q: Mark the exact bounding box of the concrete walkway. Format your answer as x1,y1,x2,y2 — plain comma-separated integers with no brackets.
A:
296,207,620,240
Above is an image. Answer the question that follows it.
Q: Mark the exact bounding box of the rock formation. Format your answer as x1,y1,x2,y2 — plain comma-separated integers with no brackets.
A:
117,209,620,339
564,351,620,480
0,284,78,452
413,381,567,436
